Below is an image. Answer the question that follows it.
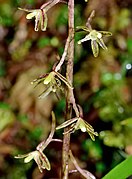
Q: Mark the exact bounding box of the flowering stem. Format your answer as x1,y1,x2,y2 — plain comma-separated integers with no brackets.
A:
36,111,56,152
86,10,95,30
61,0,76,178
40,0,62,10
55,35,70,72
69,150,96,179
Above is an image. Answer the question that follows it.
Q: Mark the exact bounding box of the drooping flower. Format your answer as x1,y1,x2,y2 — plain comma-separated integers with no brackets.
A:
56,117,98,141
15,150,51,172
18,0,64,31
77,26,112,57
18,8,48,31
32,71,73,98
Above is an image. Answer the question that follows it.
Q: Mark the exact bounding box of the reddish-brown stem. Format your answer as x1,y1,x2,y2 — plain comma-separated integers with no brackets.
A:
61,0,75,178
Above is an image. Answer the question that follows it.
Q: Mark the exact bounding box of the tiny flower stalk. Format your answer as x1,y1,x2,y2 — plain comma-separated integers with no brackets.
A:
69,150,96,179
32,71,73,99
18,0,64,31
56,117,98,141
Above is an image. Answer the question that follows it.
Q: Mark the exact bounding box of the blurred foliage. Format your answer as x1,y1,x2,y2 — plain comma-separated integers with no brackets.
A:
0,0,132,178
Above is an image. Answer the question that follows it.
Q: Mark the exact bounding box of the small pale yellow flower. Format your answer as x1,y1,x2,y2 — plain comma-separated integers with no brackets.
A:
18,0,64,31
18,8,48,31
77,26,112,57
15,150,51,172
32,71,73,98
56,117,98,141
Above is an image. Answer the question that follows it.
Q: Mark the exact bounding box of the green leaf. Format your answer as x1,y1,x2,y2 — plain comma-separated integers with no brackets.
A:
102,156,132,179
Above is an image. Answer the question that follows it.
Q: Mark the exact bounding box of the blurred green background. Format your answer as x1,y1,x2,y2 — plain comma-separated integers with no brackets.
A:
0,0,132,178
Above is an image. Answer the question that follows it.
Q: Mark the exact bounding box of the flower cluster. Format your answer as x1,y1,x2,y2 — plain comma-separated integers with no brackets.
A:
56,117,98,141
32,71,73,98
77,26,112,57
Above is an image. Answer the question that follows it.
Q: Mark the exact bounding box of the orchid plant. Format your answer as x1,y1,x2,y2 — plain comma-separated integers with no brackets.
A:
16,0,112,178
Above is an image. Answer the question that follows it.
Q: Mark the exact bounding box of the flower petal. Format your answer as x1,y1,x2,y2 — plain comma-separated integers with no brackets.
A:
41,10,48,31
15,153,29,159
39,152,51,170
56,117,78,130
54,71,73,89
76,26,90,32
18,7,34,13
26,12,36,19
91,40,99,57
78,34,91,44
38,86,53,99
44,72,54,84
34,11,41,31
99,31,112,36
88,132,96,141
97,38,107,50
24,155,34,163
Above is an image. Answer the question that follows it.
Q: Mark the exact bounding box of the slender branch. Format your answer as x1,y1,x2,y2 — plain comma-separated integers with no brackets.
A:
86,10,95,30
51,139,62,142
55,36,70,72
70,150,96,179
36,111,56,152
41,0,62,10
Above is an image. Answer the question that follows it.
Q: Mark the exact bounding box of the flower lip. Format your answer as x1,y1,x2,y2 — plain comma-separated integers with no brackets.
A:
26,11,38,19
